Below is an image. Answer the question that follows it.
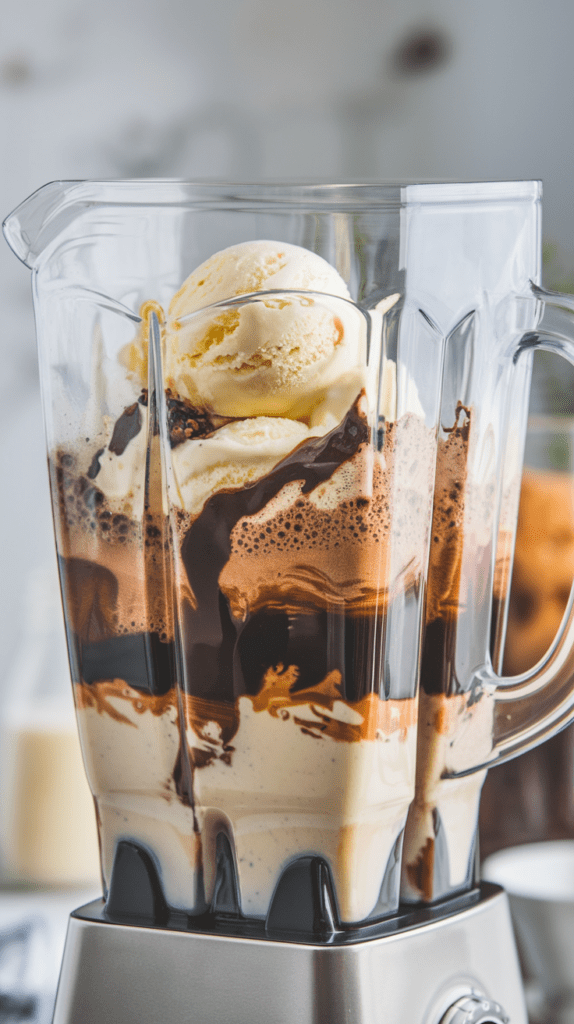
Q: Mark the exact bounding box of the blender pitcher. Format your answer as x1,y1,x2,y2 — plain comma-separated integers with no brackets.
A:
3,181,443,930
5,180,574,938
399,185,574,906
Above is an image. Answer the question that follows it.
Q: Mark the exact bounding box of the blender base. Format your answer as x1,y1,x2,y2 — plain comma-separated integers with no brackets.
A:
52,883,526,1024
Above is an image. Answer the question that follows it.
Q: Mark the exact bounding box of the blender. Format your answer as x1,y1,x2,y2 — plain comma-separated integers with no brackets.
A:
5,180,574,1024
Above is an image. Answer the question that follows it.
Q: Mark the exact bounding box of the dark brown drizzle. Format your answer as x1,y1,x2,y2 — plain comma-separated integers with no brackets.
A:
109,402,142,456
87,448,105,480
178,397,370,730
406,836,434,900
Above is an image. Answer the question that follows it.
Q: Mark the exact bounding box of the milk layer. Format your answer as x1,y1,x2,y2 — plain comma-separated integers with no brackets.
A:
75,683,202,911
191,694,417,923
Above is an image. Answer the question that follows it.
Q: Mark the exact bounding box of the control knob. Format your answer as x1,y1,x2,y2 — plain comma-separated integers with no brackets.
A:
439,994,509,1024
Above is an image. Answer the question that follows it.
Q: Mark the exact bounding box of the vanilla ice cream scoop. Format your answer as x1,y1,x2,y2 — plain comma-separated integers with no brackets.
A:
169,239,351,319
172,416,315,516
163,240,366,420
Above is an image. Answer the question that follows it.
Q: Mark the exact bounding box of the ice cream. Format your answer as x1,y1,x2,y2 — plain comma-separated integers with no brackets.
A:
125,240,363,424
171,417,313,517
54,238,436,927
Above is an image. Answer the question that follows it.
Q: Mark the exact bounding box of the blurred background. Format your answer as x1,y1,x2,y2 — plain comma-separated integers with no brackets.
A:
4,0,574,694
1,0,574,1016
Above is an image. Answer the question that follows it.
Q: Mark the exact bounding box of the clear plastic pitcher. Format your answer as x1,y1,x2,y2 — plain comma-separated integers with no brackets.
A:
5,180,574,931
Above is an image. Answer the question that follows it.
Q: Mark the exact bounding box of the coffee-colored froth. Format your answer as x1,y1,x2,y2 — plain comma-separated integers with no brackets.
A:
51,450,173,643
426,403,512,631
424,406,470,626
218,411,435,619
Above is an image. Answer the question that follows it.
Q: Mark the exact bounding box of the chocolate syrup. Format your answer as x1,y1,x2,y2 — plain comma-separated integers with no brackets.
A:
109,401,142,456
67,630,175,696
178,400,417,716
419,406,503,698
167,391,232,447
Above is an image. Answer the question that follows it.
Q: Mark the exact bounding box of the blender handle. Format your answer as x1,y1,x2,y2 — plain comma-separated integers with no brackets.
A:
448,283,574,776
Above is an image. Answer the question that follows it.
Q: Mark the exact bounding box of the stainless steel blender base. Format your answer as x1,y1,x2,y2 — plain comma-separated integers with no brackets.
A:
52,883,526,1024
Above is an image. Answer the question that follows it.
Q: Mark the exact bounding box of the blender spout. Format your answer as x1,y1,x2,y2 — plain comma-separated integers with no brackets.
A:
3,180,85,267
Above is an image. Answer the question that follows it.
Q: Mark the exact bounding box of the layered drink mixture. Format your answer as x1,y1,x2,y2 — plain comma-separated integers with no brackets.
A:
52,239,437,925
401,403,509,902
